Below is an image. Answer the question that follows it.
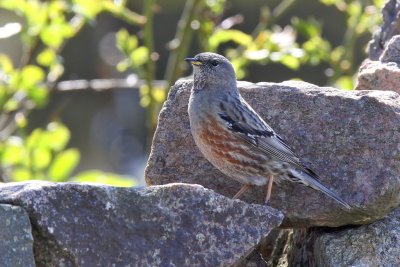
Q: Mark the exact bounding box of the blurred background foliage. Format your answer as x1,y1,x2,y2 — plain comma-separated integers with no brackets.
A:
0,0,384,185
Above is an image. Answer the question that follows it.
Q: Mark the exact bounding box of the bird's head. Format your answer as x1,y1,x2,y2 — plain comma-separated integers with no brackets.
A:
185,52,236,89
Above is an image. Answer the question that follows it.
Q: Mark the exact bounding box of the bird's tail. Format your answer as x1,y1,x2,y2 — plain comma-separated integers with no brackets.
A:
290,169,351,209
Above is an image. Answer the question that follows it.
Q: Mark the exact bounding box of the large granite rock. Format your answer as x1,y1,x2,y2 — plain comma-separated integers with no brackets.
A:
145,79,400,227
0,204,35,267
288,208,400,266
0,181,283,267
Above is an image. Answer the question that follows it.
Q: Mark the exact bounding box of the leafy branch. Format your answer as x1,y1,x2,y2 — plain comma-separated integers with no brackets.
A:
0,0,136,185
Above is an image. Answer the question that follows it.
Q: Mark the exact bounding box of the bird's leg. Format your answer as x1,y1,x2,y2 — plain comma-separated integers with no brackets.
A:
265,175,274,204
233,184,251,199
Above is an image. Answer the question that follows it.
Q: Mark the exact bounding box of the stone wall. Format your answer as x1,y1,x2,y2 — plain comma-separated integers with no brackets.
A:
145,78,400,266
144,1,400,265
1,1,400,266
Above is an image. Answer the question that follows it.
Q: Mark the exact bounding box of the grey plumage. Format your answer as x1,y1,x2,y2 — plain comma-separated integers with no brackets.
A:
186,52,351,209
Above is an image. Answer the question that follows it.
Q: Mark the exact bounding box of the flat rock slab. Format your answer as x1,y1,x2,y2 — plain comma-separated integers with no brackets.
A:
0,181,283,267
0,204,35,267
146,79,400,227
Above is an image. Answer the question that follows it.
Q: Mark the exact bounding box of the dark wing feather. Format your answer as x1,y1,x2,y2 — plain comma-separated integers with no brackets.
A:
218,97,311,173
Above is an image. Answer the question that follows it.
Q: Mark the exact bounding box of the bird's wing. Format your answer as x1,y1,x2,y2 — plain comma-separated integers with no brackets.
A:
218,96,309,172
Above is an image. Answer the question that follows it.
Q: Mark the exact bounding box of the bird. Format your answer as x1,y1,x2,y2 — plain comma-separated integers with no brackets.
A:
185,52,351,209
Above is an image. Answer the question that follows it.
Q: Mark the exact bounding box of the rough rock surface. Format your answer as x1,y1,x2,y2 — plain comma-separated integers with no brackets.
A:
355,60,400,92
145,79,400,227
0,204,35,267
379,35,400,64
288,207,400,266
356,34,400,92
356,1,400,93
0,181,283,267
368,0,400,60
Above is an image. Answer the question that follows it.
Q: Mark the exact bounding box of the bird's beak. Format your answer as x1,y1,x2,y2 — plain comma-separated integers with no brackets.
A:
184,57,203,66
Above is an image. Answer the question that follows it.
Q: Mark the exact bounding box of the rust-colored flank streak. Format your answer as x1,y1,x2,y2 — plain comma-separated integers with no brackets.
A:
199,117,262,167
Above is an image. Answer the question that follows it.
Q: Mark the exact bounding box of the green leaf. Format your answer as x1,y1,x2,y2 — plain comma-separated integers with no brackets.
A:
48,148,80,181
40,26,64,48
0,0,26,11
140,95,151,107
292,17,320,38
40,21,73,48
139,84,150,107
20,65,45,87
26,128,43,149
205,0,226,14
4,98,19,111
72,0,103,20
8,70,21,89
302,36,331,64
27,123,70,151
37,48,57,66
73,170,135,187
347,2,361,17
116,29,138,54
209,30,252,51
32,147,51,170
27,86,48,107
24,1,48,35
0,54,14,73
12,167,31,181
280,54,300,70
1,137,25,165
48,1,68,16
44,122,71,151
130,46,149,67
151,87,166,103
230,57,247,79
0,85,6,104
319,0,339,6
116,29,129,49
116,59,130,72
139,84,150,96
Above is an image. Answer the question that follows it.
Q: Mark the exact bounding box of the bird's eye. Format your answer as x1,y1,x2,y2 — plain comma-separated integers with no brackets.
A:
211,60,219,66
